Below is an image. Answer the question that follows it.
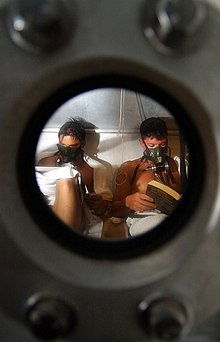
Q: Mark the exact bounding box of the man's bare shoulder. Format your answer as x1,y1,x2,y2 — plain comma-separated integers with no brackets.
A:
37,155,58,166
118,158,141,174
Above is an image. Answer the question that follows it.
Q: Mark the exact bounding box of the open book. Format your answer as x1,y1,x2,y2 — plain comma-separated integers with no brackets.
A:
146,180,182,215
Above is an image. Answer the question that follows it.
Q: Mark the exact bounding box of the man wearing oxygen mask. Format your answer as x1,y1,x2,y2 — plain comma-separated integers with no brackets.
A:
112,117,181,236
36,118,112,237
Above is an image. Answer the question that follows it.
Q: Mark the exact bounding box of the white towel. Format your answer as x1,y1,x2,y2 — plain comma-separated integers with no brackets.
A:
35,163,79,206
127,211,167,236
35,162,105,238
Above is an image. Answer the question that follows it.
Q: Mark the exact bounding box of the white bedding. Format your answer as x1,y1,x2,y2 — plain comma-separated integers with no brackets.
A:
35,156,113,238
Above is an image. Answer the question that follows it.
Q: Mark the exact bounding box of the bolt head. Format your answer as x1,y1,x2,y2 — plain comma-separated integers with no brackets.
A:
139,296,192,341
7,0,73,52
143,0,207,55
25,295,76,339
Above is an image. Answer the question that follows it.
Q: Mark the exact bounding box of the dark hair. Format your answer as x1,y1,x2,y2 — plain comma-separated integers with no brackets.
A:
58,118,86,142
140,117,167,139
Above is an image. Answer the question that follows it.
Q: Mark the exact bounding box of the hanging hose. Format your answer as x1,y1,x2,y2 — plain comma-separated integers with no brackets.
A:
179,128,188,193
119,88,125,134
119,88,126,162
136,92,146,122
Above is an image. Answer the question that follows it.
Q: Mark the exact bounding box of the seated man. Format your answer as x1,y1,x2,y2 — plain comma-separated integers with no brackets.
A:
111,117,181,236
36,118,112,237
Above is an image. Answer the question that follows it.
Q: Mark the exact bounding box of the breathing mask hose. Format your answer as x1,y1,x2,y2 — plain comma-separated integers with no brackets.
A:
179,129,188,193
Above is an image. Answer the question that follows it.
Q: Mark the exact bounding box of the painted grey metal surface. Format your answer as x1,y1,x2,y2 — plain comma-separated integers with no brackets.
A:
0,0,219,341
43,89,172,132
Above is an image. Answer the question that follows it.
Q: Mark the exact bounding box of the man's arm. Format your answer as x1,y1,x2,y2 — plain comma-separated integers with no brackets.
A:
112,162,156,218
84,193,109,217
83,160,113,217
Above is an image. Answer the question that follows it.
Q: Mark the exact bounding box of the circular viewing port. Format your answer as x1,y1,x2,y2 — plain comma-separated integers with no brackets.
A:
17,76,205,259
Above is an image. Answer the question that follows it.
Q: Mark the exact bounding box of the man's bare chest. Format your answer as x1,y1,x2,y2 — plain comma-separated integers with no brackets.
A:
132,169,157,193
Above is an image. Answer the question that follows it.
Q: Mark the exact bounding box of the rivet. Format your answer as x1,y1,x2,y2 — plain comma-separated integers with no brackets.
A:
6,0,73,53
139,295,193,341
143,0,207,55
25,294,76,339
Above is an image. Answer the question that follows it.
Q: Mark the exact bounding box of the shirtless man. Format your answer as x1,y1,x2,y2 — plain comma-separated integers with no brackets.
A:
37,118,111,232
112,117,181,236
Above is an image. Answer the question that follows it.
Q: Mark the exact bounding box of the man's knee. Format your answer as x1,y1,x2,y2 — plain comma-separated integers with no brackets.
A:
56,177,77,187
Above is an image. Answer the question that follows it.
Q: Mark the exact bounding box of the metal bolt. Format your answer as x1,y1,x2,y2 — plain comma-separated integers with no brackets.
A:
144,0,207,55
25,295,76,339
139,296,192,341
6,0,73,52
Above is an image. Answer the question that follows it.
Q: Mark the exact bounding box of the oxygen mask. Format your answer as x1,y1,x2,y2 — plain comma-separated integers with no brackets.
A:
144,146,169,173
57,143,82,164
